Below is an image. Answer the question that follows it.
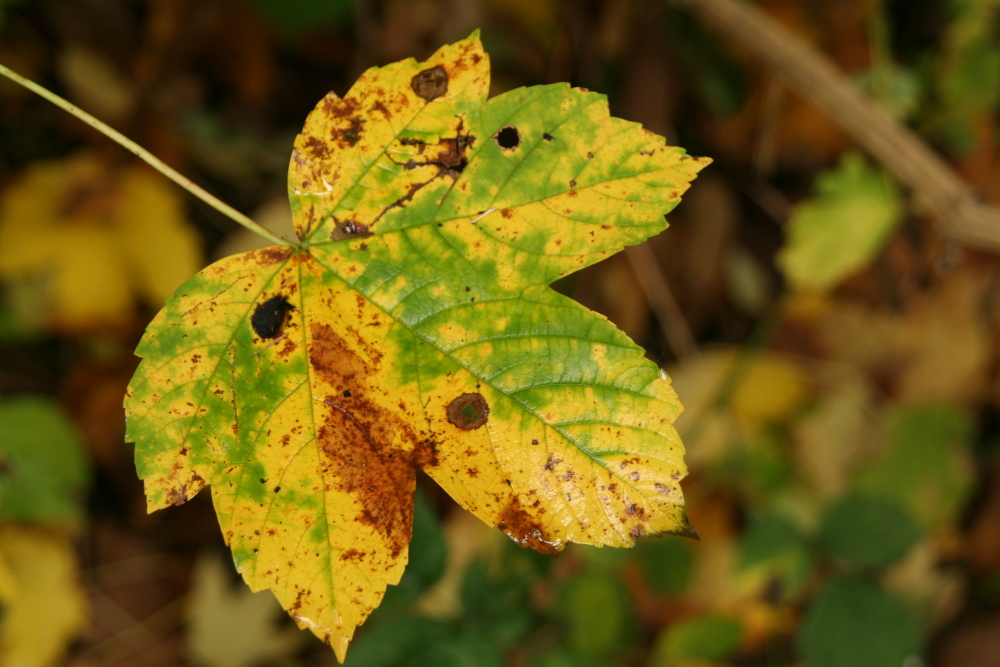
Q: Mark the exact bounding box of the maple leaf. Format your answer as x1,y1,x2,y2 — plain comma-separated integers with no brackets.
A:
125,33,709,661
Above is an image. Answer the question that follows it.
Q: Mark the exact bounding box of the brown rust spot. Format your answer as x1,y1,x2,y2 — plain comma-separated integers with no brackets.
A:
446,393,489,430
543,454,562,471
309,321,419,556
624,503,649,520
497,498,562,556
413,438,439,468
166,472,205,506
411,65,448,101
330,219,373,241
500,208,513,219
256,246,295,265
334,118,364,147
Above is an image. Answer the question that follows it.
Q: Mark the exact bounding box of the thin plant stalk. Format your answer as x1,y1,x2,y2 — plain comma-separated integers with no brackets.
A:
0,62,291,248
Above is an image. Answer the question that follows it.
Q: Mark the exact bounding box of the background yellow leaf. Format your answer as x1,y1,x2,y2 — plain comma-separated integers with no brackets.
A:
0,526,88,667
0,153,201,330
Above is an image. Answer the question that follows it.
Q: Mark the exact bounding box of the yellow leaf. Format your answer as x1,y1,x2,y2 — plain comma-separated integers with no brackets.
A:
128,34,706,660
0,153,202,330
187,553,303,667
116,167,203,304
0,526,88,667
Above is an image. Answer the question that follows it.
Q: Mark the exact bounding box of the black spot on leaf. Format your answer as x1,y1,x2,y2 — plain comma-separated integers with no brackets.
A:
543,132,554,141
411,66,448,101
494,125,520,150
251,296,295,340
446,393,489,430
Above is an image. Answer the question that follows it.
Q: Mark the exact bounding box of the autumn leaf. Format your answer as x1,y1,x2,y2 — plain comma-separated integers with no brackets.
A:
0,152,202,331
776,152,901,293
0,526,89,667
125,33,708,660
187,553,304,667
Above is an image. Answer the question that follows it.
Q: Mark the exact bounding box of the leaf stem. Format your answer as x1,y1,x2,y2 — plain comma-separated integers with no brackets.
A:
0,62,292,248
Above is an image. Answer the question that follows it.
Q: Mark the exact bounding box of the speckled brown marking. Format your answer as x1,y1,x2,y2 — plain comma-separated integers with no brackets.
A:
413,438,439,468
497,498,562,556
411,65,448,101
446,393,489,430
166,472,205,506
305,136,330,159
309,322,417,556
257,246,295,265
330,219,373,241
501,208,513,219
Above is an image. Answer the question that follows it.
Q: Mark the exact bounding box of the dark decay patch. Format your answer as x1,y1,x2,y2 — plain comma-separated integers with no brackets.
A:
372,120,475,229
333,118,364,147
251,296,295,340
411,65,448,101
166,473,205,506
543,132,554,141
309,320,421,558
256,246,295,265
494,125,520,150
446,393,489,430
330,219,373,241
497,498,563,556
624,503,648,520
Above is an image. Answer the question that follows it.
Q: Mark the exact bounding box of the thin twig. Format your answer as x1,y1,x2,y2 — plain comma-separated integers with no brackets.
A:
668,0,1000,251
625,244,699,360
0,62,291,248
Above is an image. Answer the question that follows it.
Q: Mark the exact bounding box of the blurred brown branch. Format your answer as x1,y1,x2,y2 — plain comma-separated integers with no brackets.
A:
669,0,1000,251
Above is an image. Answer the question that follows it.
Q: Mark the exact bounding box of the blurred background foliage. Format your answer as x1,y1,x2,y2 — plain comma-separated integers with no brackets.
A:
1,0,1000,665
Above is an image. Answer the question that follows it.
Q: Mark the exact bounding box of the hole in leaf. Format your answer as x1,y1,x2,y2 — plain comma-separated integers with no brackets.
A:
251,296,294,339
494,125,520,150
446,393,490,430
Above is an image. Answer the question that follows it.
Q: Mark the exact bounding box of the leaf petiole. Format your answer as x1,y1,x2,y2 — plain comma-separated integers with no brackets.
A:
0,61,292,248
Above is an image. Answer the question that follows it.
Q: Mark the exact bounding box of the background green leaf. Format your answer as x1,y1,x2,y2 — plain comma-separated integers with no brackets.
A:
798,576,920,667
0,396,88,524
777,152,902,292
